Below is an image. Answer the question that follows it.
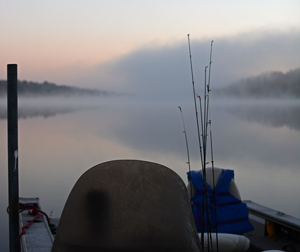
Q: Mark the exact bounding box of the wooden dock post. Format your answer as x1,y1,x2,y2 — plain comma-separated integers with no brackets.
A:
7,64,20,252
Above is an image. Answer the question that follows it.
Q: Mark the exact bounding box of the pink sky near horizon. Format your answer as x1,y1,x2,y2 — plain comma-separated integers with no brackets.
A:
1,0,299,88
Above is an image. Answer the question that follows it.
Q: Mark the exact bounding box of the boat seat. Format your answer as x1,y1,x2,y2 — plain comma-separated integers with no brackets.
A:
187,167,241,200
199,233,250,252
51,160,201,252
187,167,251,252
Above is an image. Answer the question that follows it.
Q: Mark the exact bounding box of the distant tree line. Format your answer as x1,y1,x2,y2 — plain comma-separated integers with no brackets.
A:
0,80,114,97
215,68,300,98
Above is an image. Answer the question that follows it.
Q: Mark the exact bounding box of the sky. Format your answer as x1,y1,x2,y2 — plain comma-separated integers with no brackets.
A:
1,0,300,98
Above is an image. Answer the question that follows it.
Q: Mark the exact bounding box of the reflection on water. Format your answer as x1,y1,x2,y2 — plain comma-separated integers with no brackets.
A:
0,98,101,120
223,104,300,131
1,98,299,132
0,98,299,251
0,105,87,120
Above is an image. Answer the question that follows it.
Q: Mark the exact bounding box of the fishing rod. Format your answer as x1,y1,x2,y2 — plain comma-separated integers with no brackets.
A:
197,43,216,252
187,34,213,252
203,65,211,239
205,41,213,146
197,86,213,252
205,40,219,252
196,94,204,141
178,106,193,207
203,66,209,168
187,34,204,169
203,65,214,252
187,34,206,251
208,105,218,252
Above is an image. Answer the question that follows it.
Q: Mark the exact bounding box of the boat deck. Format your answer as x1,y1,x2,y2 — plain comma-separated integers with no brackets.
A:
244,200,300,252
19,198,54,252
18,197,300,252
247,236,300,252
245,200,300,233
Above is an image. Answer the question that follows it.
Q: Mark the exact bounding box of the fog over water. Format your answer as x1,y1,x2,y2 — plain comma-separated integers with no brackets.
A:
68,30,300,101
1,1,299,250
0,97,299,251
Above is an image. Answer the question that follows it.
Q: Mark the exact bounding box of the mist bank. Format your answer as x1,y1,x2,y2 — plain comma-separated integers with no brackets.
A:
0,80,118,98
63,30,300,101
214,68,300,99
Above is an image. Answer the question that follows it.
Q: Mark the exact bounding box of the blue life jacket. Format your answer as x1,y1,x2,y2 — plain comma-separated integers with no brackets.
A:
187,169,254,234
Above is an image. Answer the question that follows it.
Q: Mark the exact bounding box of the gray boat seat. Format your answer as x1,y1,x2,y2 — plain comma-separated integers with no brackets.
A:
187,167,241,200
51,160,201,252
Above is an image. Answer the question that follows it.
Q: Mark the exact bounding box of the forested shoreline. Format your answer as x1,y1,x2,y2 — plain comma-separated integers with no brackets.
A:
215,68,300,98
1,68,299,98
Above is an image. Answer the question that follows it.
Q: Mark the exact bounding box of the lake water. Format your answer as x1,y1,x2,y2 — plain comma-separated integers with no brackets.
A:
0,97,300,251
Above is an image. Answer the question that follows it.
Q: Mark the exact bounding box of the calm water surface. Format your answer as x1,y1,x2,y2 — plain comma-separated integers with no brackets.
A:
0,97,299,251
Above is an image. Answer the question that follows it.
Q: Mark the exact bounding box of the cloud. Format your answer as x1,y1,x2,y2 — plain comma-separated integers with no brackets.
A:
70,29,300,101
